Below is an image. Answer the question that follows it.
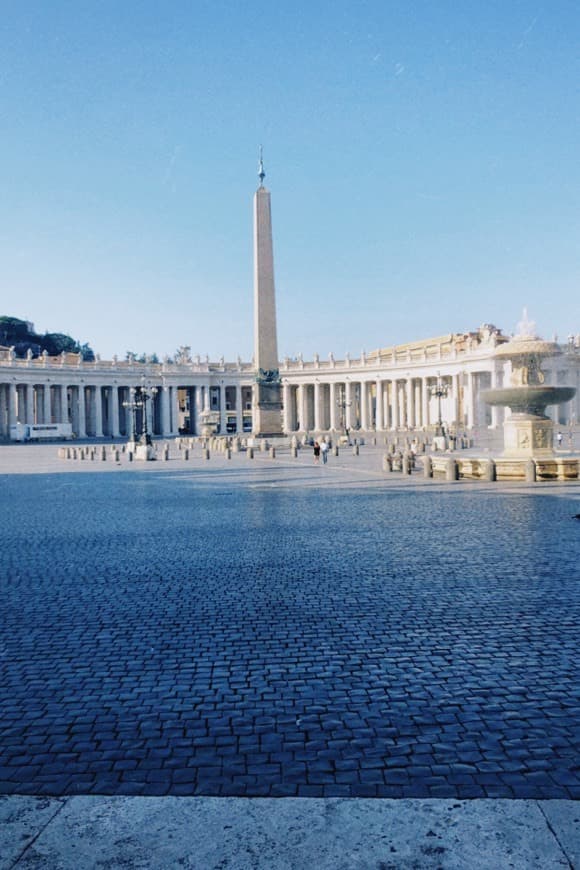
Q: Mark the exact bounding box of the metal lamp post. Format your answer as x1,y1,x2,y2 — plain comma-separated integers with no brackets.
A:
122,381,158,456
430,371,449,437
336,384,352,442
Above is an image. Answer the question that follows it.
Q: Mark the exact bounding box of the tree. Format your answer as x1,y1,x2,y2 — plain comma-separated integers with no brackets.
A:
42,332,80,356
0,315,95,359
0,316,33,345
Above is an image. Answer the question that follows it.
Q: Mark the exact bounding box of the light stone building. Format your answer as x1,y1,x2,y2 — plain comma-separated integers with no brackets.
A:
1,170,579,442
1,330,578,442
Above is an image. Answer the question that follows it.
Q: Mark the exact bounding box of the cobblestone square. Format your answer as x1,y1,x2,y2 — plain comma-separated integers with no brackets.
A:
1,453,579,799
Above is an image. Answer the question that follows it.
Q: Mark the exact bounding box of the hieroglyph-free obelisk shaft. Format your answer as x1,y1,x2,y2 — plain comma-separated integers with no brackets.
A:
252,153,283,436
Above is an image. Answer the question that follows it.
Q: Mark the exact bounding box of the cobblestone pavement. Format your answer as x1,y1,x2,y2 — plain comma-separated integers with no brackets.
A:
1,454,579,800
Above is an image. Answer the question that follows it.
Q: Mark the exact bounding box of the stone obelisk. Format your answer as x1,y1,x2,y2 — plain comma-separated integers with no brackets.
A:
252,149,283,437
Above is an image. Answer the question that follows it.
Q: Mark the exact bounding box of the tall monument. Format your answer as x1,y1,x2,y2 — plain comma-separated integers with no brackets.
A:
252,149,283,437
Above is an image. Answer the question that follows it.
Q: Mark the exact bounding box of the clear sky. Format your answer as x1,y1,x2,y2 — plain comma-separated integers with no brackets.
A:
0,1,578,361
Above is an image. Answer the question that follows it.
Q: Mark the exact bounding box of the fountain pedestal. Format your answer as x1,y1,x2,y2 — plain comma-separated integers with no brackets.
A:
502,413,554,458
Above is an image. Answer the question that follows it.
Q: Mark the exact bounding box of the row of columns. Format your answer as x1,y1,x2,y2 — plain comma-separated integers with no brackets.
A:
0,383,182,439
282,373,490,433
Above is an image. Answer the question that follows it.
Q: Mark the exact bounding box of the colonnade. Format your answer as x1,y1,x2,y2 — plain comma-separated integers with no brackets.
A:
0,382,183,439
282,372,491,434
1,338,577,441
0,378,257,439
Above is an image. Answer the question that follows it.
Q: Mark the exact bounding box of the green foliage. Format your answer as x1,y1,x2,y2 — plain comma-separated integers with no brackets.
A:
0,316,33,344
0,315,95,360
42,332,80,355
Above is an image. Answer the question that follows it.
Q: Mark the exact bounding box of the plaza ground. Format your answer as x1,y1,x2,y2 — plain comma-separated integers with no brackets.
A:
0,442,579,867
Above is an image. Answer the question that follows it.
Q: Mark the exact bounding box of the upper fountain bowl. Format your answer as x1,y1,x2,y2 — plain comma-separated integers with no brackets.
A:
482,385,576,416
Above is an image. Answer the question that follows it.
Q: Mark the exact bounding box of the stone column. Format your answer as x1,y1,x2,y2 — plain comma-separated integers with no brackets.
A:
160,386,170,436
236,384,243,434
171,386,180,435
345,381,353,430
77,386,86,438
219,386,227,435
314,382,321,431
42,384,51,424
360,382,368,430
145,391,154,436
26,384,35,424
94,387,104,438
406,379,415,429
392,381,399,430
329,382,337,430
0,386,8,436
109,386,120,436
8,383,17,427
421,378,429,428
453,374,461,428
58,385,68,424
375,380,383,431
465,372,475,429
297,384,305,431
282,383,291,433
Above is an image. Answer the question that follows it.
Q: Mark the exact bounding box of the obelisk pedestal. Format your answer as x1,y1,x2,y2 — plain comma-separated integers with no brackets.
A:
252,154,283,437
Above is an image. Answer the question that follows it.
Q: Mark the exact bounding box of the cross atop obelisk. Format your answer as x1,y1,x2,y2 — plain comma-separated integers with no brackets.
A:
252,149,283,436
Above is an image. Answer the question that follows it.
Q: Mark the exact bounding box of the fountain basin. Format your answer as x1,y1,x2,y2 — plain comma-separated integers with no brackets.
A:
481,386,576,416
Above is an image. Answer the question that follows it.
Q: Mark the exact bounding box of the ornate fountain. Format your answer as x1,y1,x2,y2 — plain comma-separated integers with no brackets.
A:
481,311,576,477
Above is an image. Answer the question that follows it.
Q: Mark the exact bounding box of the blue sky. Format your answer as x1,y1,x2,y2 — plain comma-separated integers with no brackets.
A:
0,1,578,360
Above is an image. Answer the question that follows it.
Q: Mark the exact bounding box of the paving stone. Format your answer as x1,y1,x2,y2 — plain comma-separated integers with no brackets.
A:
0,472,578,798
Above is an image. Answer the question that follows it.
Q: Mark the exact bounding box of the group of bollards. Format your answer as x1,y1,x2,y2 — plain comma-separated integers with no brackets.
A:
57,437,357,464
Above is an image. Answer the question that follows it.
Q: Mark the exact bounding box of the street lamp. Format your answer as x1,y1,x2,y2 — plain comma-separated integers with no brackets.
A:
336,384,352,441
123,380,158,446
430,371,449,437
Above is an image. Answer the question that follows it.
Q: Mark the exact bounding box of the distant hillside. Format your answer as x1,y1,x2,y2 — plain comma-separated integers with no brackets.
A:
0,316,94,360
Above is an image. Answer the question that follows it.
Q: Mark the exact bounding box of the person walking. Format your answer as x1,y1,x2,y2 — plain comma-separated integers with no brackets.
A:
313,441,321,463
557,431,563,449
320,440,329,464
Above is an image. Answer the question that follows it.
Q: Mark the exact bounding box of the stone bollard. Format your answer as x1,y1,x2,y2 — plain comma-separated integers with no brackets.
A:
482,458,496,481
446,458,458,482
291,446,298,458
402,452,411,475
248,447,254,459
183,448,189,461
525,459,536,483
204,448,210,460
333,445,339,457
270,447,276,459
372,437,377,446
382,454,392,472
101,446,107,461
162,445,169,461
423,455,433,478
352,444,359,456
226,448,232,460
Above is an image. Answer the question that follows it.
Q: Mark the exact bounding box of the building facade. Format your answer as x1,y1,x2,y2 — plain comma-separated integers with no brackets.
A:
1,328,578,441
